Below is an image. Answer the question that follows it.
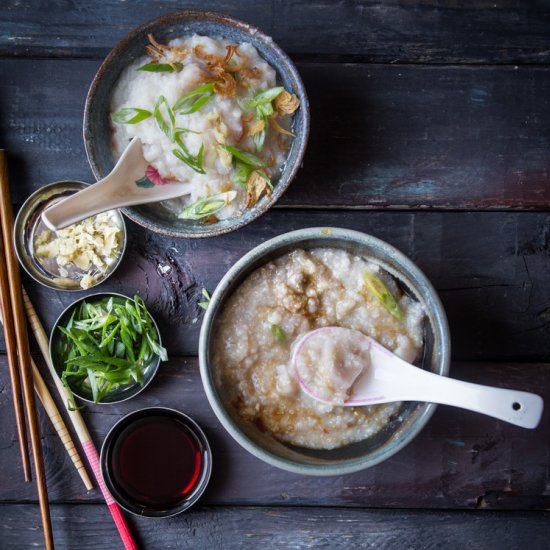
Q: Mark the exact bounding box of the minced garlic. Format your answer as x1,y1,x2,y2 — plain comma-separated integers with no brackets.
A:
34,212,122,289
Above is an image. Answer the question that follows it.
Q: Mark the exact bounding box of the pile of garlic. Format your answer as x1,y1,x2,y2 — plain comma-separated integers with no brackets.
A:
34,212,122,289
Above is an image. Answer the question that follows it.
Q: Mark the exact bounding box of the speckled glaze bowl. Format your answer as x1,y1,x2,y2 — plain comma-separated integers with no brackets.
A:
199,227,451,475
84,10,309,238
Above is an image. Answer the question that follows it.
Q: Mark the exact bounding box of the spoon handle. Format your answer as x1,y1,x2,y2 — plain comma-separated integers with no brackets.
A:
370,359,543,429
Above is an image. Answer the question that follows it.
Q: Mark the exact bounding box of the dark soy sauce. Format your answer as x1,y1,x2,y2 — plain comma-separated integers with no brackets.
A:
110,414,203,509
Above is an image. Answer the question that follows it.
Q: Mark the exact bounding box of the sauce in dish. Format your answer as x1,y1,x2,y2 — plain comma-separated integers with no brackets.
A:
212,248,426,450
110,34,300,222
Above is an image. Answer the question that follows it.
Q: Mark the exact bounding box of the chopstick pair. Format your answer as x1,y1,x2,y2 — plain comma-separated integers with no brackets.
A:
0,150,54,549
23,290,139,550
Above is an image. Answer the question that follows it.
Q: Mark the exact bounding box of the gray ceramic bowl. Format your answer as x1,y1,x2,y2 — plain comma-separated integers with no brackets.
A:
199,227,451,475
50,292,162,404
84,10,309,238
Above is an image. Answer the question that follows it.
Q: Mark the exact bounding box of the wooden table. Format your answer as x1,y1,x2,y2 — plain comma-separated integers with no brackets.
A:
1,2,550,548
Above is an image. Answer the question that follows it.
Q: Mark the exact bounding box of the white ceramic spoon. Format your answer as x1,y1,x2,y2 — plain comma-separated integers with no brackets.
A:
42,137,191,230
292,327,543,429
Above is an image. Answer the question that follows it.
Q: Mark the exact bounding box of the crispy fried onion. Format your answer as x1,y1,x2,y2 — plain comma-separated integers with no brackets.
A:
146,34,188,63
211,66,237,97
246,170,271,208
246,119,266,137
268,116,295,137
274,90,300,115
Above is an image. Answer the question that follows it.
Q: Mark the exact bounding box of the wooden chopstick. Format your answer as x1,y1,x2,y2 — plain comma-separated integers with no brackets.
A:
0,230,31,480
23,289,138,550
0,307,93,490
0,151,54,550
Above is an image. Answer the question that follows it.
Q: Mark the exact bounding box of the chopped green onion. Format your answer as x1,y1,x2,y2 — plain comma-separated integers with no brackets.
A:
173,82,215,114
55,295,167,404
244,87,284,108
137,62,183,73
179,191,237,220
232,161,253,187
172,141,205,174
154,95,176,142
112,107,152,124
198,288,211,310
271,324,286,342
220,144,267,168
363,272,404,321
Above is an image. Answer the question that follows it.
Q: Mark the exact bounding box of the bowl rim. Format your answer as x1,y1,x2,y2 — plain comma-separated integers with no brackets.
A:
83,9,310,239
99,406,213,518
199,227,451,475
14,180,127,292
49,291,162,405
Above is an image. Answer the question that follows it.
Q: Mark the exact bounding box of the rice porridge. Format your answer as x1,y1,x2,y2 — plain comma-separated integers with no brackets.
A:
110,34,300,222
212,248,425,450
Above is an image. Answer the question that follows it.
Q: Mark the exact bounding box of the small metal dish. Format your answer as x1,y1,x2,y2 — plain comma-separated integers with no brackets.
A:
100,407,212,518
14,181,127,291
49,292,162,404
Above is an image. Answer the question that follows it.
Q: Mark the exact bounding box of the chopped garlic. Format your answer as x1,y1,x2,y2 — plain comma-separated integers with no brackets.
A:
34,212,122,289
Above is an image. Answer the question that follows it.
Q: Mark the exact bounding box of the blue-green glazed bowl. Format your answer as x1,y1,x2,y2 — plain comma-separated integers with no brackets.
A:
84,10,309,238
199,228,451,475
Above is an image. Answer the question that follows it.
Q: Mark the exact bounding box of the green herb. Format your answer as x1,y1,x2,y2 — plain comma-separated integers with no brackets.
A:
255,169,273,191
153,96,205,173
173,83,216,114
154,95,176,142
251,126,266,152
243,87,284,108
137,62,183,73
172,141,205,174
363,272,404,321
56,295,167,404
232,161,253,187
198,288,211,310
271,324,286,342
175,126,200,135
112,107,152,124
220,144,267,168
178,191,237,220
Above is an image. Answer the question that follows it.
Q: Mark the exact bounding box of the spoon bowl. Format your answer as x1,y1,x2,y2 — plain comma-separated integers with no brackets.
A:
41,137,190,230
292,327,544,429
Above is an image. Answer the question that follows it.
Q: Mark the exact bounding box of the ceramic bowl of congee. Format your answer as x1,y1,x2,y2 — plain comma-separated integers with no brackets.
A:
199,227,451,475
84,10,309,238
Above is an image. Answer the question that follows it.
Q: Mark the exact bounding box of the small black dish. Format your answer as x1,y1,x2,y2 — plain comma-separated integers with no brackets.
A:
100,407,212,518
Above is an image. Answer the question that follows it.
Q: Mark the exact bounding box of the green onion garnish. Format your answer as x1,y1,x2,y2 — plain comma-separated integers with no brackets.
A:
137,62,183,73
112,107,152,124
363,272,404,321
173,82,216,114
56,295,167,404
178,191,237,220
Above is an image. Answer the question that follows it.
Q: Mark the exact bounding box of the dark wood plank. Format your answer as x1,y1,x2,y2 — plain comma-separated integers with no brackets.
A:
1,504,549,550
2,1,550,64
2,59,550,209
11,210,550,362
1,357,548,509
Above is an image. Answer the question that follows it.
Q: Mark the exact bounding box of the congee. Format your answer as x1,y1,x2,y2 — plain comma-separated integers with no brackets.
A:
212,248,426,450
110,34,300,222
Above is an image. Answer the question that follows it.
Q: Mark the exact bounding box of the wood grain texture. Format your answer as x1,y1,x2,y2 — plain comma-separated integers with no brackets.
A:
2,1,550,64
1,60,550,209
11,210,550,362
1,356,548,510
1,504,550,550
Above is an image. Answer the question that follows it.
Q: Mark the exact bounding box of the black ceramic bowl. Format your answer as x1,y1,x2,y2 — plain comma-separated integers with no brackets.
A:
84,10,309,238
